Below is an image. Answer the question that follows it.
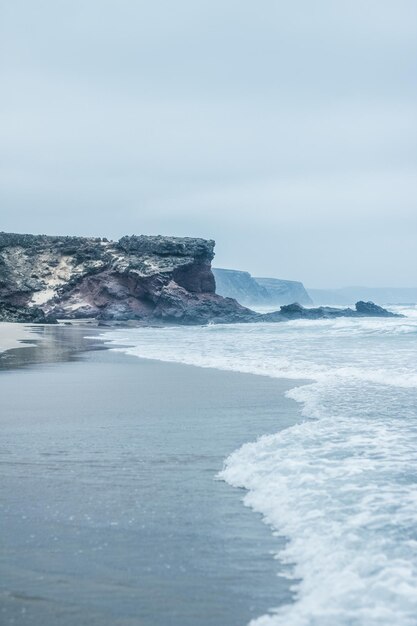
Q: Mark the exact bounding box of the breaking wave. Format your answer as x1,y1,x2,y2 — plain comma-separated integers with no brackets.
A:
101,306,417,625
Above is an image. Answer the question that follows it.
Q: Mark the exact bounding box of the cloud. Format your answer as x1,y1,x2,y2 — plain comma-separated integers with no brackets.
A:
0,0,416,286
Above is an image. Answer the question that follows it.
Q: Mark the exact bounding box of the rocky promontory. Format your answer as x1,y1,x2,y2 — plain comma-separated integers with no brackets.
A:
0,232,255,324
0,232,401,325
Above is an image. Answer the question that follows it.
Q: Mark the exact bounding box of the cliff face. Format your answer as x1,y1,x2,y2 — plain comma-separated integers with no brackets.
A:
213,268,312,307
0,232,255,324
0,232,401,325
212,268,269,306
254,277,313,306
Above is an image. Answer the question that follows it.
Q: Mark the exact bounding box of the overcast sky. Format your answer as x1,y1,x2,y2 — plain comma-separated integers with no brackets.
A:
1,1,416,287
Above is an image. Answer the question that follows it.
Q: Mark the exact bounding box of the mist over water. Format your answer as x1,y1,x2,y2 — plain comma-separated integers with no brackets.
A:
102,306,417,625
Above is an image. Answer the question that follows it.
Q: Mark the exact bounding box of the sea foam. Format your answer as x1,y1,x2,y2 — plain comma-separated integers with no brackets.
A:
101,306,417,625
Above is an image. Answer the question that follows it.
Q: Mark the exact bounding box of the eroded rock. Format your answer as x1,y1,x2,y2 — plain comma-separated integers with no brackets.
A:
0,232,255,324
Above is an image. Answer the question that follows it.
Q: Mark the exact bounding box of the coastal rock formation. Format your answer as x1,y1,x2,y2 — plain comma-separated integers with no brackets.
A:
262,301,402,322
213,268,312,307
0,232,401,325
0,302,53,324
0,232,255,324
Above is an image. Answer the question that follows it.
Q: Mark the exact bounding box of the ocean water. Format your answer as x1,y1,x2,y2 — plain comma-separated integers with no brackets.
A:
101,306,417,626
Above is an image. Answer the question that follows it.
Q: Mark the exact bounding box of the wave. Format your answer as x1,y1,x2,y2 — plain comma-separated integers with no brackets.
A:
100,307,417,625
220,407,417,626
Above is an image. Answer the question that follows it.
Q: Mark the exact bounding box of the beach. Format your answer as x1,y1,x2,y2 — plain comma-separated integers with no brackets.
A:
93,313,417,626
0,323,38,353
0,324,302,626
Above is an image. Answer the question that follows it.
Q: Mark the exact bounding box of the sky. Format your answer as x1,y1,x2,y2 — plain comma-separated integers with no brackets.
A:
0,0,416,287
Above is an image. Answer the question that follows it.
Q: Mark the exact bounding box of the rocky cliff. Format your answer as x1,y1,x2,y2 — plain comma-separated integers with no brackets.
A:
0,232,401,325
212,268,269,306
0,232,255,324
213,268,312,307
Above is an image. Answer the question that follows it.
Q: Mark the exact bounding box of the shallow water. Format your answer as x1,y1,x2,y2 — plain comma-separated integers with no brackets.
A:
102,306,417,626
0,335,302,626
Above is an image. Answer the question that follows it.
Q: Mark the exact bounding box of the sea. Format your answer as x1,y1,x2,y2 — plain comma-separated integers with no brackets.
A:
101,305,417,626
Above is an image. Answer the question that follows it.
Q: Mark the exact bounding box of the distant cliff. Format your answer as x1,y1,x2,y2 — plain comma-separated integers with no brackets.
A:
213,268,312,307
212,268,269,306
0,232,255,324
255,277,313,306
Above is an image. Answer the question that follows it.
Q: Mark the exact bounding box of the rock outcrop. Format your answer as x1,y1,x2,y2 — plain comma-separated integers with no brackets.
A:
0,232,401,325
0,232,255,324
262,301,402,322
213,268,312,307
0,302,53,324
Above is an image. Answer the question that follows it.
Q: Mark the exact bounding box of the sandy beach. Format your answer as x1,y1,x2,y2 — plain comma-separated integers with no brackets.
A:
0,325,303,626
0,323,39,353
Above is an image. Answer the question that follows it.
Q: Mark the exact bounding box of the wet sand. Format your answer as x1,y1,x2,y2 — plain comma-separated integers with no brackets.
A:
0,326,303,626
0,323,38,353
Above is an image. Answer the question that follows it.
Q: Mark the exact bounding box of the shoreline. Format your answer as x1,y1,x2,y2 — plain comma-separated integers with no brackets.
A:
0,322,40,353
0,323,108,371
0,325,306,626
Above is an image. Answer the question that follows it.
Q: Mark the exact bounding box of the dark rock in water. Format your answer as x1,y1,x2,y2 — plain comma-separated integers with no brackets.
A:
0,232,255,325
354,301,398,317
262,301,402,322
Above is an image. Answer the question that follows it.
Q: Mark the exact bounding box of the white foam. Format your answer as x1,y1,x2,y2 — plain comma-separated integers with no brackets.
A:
99,306,417,625
220,408,417,625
